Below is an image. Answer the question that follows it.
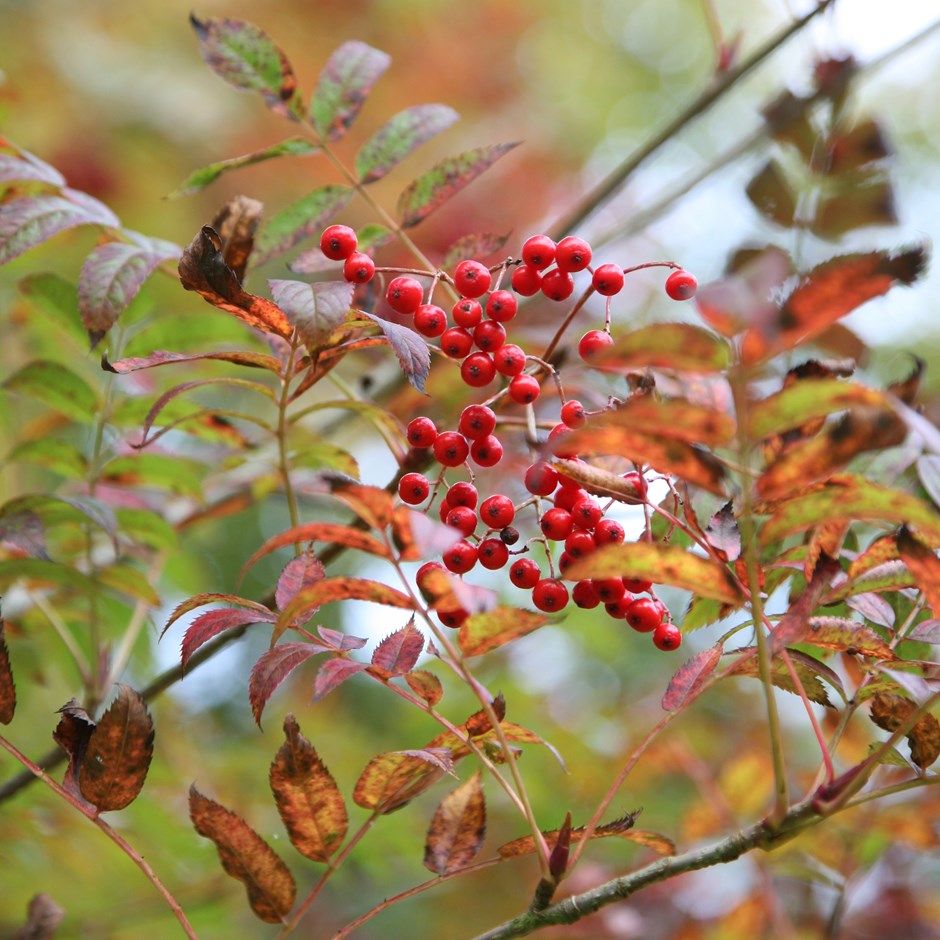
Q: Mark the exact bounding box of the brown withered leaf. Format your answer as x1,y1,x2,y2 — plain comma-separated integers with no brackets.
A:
869,693,940,769
78,685,153,812
813,174,897,240
53,700,97,801
888,355,925,406
580,397,735,446
0,619,15,724
770,555,842,653
465,693,507,738
210,195,262,282
804,618,894,659
269,714,347,863
704,502,740,562
897,525,940,619
178,226,292,338
353,748,454,814
804,519,848,580
189,785,296,923
548,458,648,503
406,670,444,707
826,119,892,173
369,620,424,678
661,644,722,712
497,810,645,859
458,607,548,657
12,893,65,940
729,648,842,707
423,771,486,875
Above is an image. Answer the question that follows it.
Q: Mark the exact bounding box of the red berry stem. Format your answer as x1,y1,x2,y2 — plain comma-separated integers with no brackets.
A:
524,355,566,402
620,260,680,276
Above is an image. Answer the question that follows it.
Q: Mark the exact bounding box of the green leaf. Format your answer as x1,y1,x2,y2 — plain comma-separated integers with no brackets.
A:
3,360,98,422
252,185,352,265
17,273,85,342
0,558,99,593
96,564,161,605
268,279,354,347
310,41,390,140
598,323,731,373
288,431,359,478
681,596,726,632
6,439,88,479
397,142,519,229
169,137,317,197
729,647,842,707
356,104,459,184
115,508,178,552
101,454,205,498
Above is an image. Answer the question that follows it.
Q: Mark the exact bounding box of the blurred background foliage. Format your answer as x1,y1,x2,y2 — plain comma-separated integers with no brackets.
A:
0,0,939,937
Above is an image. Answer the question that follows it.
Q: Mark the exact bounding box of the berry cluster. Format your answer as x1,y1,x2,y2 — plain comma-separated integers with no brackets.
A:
321,228,696,652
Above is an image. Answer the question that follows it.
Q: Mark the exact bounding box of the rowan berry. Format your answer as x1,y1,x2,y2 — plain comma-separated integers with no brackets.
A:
494,344,527,376
510,264,542,296
386,276,423,314
470,435,503,467
398,472,430,505
625,597,662,633
509,557,541,589
509,373,541,404
443,540,478,574
445,506,477,536
500,526,520,545
461,352,496,387
415,561,444,601
473,319,506,352
343,251,375,284
414,303,447,337
572,580,600,609
605,592,636,619
532,579,569,612
433,431,469,467
652,621,682,650
452,298,483,328
486,290,518,322
558,551,574,577
524,462,558,496
622,471,648,503
541,268,574,301
555,235,592,273
571,498,602,529
320,224,357,260
560,399,586,428
623,577,652,593
453,259,491,298
665,269,697,300
438,607,469,628
578,329,613,362
540,507,573,540
594,519,625,546
593,578,626,604
458,404,497,440
446,481,478,509
521,234,555,270
565,530,596,558
438,499,451,523
406,416,437,449
441,327,474,359
479,494,515,529
591,263,624,296
554,484,587,511
478,538,510,570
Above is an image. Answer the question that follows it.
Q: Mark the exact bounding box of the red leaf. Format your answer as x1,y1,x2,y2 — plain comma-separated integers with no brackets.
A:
249,643,329,725
317,627,367,652
661,644,722,712
0,619,16,724
182,607,275,670
312,658,369,702
162,592,273,639
370,621,424,677
897,525,940,619
275,552,325,612
102,349,280,374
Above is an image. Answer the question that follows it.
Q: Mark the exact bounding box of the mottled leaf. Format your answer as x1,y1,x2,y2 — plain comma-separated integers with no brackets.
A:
746,158,797,227
869,693,940,769
104,349,280,376
249,642,329,724
209,194,262,283
0,620,15,724
443,231,510,268
357,104,459,183
704,502,741,562
897,525,940,619
423,772,485,874
370,621,424,677
729,648,841,707
572,397,734,447
814,174,896,240
497,811,644,859
356,311,431,392
310,41,390,140
803,618,894,658
406,670,443,706
597,323,731,372
662,644,722,712
312,658,369,701
0,143,65,187
353,748,453,814
163,592,274,637
275,552,325,612
52,700,96,803
769,554,842,652
189,785,296,923
3,360,97,422
181,607,275,670
252,185,353,265
458,607,548,657
269,279,354,347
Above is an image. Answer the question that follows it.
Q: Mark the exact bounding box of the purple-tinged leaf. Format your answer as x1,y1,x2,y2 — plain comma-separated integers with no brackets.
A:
357,311,430,392
704,501,741,562
0,145,65,187
879,667,938,706
443,231,510,269
847,592,896,628
181,608,275,670
770,554,842,652
317,627,368,652
397,142,519,229
356,104,459,184
269,279,355,347
391,507,462,561
249,642,330,724
0,620,15,724
909,619,940,643
310,41,390,140
662,645,722,712
162,592,274,639
312,658,369,702
275,552,325,611
370,621,424,677
103,349,281,374
917,455,940,508
252,185,353,265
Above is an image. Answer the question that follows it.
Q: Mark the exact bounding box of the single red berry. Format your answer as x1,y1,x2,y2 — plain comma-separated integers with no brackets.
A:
591,263,624,296
540,507,573,540
486,290,518,322
571,498,602,529
625,597,663,633
532,578,569,612
478,538,509,570
453,259,492,298
398,472,430,505
594,518,625,546
447,481,478,509
494,344,527,377
547,423,576,459
438,499,452,523
479,494,515,529
509,373,541,404
565,530,596,558
554,484,587,512
406,416,437,449
541,268,575,301
343,251,375,283
652,621,682,651
509,557,541,589
441,327,474,359
521,234,556,270
500,526,520,545
438,607,469,628
433,431,469,467
470,435,503,467
665,269,697,301
386,276,423,314
605,592,637,619
621,471,648,503
460,352,496,387
320,224,357,260
452,297,483,328
524,461,558,496
555,235,592,273
593,578,626,604
650,598,669,619
473,319,506,352
572,580,600,609
623,577,652,593
414,303,447,337
443,540,478,574
578,329,613,362
458,404,497,440
415,561,444,601
511,264,542,296
560,399,586,428
558,550,575,577
445,505,477,536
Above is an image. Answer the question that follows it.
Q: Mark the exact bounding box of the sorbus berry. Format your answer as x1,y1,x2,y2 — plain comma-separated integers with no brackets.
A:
558,551,574,577
445,505,477,536
540,507,573,540
460,352,496,387
433,431,469,467
473,319,506,352
560,399,586,428
650,598,669,620
509,373,541,404
320,224,357,260
470,435,503,467
458,404,497,440
605,592,636,619
478,538,509,570
438,607,469,628
532,578,569,612
414,303,447,337
547,423,576,459
665,269,697,301
486,290,518,322
622,471,648,503
521,234,555,270
593,578,626,604
565,530,596,558
500,526,520,545
555,235,592,273
594,519,625,546
452,298,483,328
416,561,444,601
446,481,478,509
541,268,574,301
441,327,474,359
511,264,542,296
578,329,613,362
479,494,515,529
591,263,624,296
554,484,586,512
438,499,451,523
453,260,491,298
386,276,423,314
625,598,662,633
571,498,602,529
509,557,540,589
652,621,682,651
406,416,437,449
343,251,375,284
572,580,600,609
443,540,478,574
525,462,558,496
623,577,652,593
494,343,526,376
398,472,430,505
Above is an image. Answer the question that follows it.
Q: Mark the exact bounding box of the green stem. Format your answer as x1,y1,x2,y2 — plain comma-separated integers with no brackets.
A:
277,335,302,539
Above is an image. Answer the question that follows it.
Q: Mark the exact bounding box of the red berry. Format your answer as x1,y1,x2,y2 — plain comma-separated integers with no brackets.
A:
524,461,558,496
470,435,503,467
509,373,541,404
414,303,447,337
494,344,527,377
594,519,625,546
625,598,663,633
458,404,497,440
623,577,652,593
540,507,573,541
343,251,375,283
571,498,602,529
438,499,452,523
460,352,496,387
532,578,569,612
665,269,697,301
605,592,636,619
386,276,423,314
398,472,430,505
521,234,556,270
541,268,575,301
445,505,477,536
441,327,474,359
478,538,509,570
452,298,483,328
572,580,600,609
547,423,575,459
560,399,586,428
320,224,357,260
509,557,540,589
558,550,575,577
416,561,444,601
438,607,469,628
593,578,625,604
554,484,586,511
565,530,596,558
443,540,478,574
447,481,478,508
486,290,518,322
652,621,682,651
406,416,437,449
433,431,469,467
578,329,613,362
511,264,542,296
555,235,592,273
622,471,648,503
473,319,506,352
453,260,491,298
500,526,520,545
591,263,624,296
479,494,515,529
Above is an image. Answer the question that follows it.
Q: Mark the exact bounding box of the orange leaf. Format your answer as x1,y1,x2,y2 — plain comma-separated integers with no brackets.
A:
406,670,444,707
332,482,395,529
897,525,940,619
869,693,940,770
804,618,894,659
353,748,454,814
569,397,735,446
423,771,486,875
497,811,643,859
458,607,548,657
